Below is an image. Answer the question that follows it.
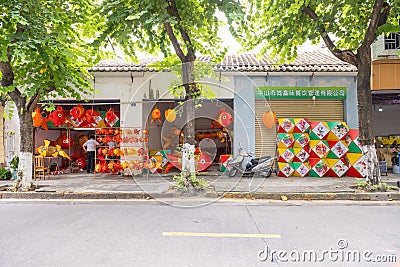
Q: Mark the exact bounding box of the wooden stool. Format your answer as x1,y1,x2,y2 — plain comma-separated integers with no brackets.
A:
70,162,79,173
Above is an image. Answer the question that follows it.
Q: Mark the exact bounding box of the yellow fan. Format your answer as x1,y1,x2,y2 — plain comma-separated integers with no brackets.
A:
37,140,57,157
55,145,71,160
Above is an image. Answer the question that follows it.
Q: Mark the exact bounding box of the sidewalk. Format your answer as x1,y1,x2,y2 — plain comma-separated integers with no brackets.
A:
1,171,399,200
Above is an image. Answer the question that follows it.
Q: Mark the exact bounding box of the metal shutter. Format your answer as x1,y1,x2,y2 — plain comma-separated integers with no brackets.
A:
255,99,344,157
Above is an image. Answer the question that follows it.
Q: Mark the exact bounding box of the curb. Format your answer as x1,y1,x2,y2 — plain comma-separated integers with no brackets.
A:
211,191,400,201
0,191,176,200
1,190,400,201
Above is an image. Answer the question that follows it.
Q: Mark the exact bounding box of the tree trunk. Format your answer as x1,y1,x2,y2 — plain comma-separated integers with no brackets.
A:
16,109,35,190
181,60,196,175
356,47,381,184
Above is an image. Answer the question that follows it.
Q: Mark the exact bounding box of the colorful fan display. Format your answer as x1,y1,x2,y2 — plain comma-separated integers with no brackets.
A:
276,118,366,178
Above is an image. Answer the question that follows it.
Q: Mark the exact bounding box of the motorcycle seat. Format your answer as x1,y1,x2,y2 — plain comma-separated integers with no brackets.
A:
250,156,271,166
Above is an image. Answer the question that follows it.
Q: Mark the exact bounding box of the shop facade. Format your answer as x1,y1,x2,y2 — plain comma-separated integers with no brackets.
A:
371,33,400,167
4,50,359,174
230,51,358,158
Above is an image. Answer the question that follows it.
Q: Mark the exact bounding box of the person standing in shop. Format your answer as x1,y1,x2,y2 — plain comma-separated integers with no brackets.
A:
82,134,99,173
391,142,399,167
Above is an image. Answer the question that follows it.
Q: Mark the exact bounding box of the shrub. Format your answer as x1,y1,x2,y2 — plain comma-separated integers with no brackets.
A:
0,169,12,180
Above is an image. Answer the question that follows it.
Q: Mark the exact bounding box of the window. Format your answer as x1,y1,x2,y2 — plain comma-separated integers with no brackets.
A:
384,32,400,50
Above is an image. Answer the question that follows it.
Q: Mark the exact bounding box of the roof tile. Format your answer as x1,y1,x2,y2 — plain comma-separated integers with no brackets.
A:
90,51,357,73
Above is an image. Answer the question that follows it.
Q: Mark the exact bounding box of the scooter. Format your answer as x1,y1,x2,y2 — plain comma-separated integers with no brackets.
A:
227,145,274,178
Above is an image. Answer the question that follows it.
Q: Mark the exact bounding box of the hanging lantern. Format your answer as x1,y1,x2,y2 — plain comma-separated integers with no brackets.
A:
56,132,73,149
217,109,234,127
49,106,66,127
32,108,50,130
262,111,276,128
165,109,177,123
70,104,85,120
150,106,162,124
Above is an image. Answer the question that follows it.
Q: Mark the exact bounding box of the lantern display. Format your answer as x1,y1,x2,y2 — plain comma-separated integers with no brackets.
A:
326,121,349,141
309,140,330,159
277,162,294,177
308,158,330,177
293,133,310,149
262,111,276,128
32,108,50,130
327,141,348,159
293,118,310,133
217,109,234,128
49,106,67,127
326,158,349,177
277,118,295,133
346,153,367,178
309,121,330,140
293,147,310,163
292,162,311,177
277,133,294,149
165,109,177,123
277,148,295,163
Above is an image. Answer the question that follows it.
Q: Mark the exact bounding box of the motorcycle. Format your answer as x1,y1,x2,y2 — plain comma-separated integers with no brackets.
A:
227,145,274,178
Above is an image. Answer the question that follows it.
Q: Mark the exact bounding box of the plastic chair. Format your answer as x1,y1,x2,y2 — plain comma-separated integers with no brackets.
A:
34,155,50,180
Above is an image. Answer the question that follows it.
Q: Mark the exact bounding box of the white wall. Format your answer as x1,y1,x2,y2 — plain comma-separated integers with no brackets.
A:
89,71,234,129
3,70,235,161
372,35,400,60
3,102,20,166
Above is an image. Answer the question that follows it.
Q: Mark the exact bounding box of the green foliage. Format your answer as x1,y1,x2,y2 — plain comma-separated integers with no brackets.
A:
98,0,243,61
0,0,103,107
0,169,12,180
3,100,15,120
173,172,207,191
238,0,400,62
10,156,19,170
354,178,399,192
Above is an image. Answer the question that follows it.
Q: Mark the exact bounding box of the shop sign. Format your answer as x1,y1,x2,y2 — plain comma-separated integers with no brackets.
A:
255,87,346,99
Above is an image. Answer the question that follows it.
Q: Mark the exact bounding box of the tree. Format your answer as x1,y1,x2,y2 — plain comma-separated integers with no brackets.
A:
240,0,400,184
0,0,100,190
98,0,242,187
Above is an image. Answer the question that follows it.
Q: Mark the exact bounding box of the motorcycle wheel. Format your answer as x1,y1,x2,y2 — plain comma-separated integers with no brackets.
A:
229,168,238,177
265,169,272,178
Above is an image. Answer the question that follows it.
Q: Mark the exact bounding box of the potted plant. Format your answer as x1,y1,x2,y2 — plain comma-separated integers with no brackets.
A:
10,156,19,180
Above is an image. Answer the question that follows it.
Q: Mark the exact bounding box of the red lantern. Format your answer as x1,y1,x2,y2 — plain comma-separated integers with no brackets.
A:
56,132,73,149
106,108,116,122
70,104,85,120
49,106,67,127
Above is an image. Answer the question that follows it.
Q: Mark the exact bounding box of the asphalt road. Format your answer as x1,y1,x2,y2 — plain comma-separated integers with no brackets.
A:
0,200,399,267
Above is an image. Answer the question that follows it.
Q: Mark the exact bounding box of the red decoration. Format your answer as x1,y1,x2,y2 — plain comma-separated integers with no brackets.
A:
56,132,73,149
32,108,50,130
70,104,85,120
217,109,234,128
150,106,162,124
101,162,109,172
106,108,116,122
49,106,67,127
83,109,101,127
197,153,213,172
76,157,86,169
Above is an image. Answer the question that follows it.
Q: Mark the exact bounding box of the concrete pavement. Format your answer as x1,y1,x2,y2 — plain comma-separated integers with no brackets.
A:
0,171,399,200
2,201,399,266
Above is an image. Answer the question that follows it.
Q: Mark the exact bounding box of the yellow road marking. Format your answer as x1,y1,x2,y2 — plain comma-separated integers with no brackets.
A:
162,232,281,238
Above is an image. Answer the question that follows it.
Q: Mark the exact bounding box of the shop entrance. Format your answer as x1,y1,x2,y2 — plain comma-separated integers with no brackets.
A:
33,100,120,174
143,99,234,172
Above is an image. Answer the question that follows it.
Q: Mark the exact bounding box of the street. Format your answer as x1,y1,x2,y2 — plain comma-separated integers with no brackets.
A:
0,200,399,267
